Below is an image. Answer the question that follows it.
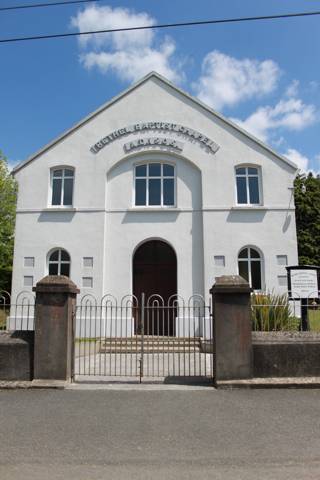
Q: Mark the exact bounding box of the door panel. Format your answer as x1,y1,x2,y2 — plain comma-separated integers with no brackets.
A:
133,240,177,335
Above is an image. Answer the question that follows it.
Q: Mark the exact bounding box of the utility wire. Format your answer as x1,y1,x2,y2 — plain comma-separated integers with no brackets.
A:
0,10,319,44
0,0,104,11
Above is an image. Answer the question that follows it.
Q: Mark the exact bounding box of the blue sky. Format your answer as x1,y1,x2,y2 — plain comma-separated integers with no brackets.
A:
1,0,320,172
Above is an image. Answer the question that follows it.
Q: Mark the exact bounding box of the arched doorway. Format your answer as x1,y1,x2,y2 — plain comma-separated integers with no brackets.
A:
133,240,177,335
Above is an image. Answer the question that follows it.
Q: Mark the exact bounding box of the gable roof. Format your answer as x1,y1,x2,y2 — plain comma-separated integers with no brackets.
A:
13,71,297,173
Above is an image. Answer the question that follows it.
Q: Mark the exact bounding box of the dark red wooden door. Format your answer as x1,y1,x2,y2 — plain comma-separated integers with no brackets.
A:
133,240,177,335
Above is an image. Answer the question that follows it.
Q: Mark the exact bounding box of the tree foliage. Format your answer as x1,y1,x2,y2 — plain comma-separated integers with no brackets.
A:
294,172,320,266
0,151,17,292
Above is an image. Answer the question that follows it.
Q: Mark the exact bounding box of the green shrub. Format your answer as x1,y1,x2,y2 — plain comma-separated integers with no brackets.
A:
251,292,300,331
0,308,8,330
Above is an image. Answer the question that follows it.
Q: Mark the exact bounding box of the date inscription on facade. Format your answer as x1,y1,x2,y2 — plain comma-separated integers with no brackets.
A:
124,137,183,153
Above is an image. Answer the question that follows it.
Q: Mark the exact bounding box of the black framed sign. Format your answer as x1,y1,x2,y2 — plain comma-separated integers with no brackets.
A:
286,265,320,300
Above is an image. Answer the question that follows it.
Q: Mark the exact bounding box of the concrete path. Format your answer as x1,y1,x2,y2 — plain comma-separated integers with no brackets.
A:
1,389,320,479
75,351,214,378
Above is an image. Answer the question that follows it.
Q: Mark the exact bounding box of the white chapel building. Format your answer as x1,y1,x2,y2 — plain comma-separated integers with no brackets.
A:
11,72,299,304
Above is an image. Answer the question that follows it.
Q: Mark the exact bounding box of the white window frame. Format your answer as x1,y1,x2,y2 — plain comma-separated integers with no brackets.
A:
235,165,262,206
49,167,75,207
238,246,263,291
134,162,176,207
48,248,71,276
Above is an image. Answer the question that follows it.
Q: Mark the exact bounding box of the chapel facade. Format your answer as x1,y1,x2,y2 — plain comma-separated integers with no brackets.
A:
11,72,298,304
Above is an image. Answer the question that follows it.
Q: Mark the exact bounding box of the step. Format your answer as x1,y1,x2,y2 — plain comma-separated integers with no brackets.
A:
99,347,200,354
99,336,201,353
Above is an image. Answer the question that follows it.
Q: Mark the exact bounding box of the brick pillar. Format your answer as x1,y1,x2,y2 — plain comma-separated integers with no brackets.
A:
210,275,253,381
33,276,79,381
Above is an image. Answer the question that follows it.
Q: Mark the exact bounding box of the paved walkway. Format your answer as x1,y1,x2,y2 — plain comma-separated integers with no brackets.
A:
74,352,214,379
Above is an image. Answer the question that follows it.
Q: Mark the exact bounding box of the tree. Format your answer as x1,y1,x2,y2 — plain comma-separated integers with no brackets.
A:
294,172,320,266
0,151,17,292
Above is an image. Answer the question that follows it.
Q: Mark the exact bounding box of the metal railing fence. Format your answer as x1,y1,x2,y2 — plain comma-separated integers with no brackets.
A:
74,293,214,381
0,291,35,331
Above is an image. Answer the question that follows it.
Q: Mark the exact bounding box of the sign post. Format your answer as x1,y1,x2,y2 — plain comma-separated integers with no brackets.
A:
286,266,320,331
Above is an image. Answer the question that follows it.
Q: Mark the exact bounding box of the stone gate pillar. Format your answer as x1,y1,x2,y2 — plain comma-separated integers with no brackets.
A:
210,275,253,381
33,276,79,381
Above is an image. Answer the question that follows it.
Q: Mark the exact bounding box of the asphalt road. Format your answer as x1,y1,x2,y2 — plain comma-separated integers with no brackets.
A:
0,387,320,479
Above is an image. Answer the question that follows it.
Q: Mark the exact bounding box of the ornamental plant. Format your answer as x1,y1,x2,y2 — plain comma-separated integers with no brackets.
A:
251,291,300,331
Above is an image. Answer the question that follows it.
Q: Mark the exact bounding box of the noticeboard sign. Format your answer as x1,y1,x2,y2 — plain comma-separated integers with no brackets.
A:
286,266,320,299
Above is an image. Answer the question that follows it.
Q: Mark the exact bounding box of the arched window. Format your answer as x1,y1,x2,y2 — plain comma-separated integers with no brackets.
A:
48,249,71,277
235,166,261,205
51,168,74,206
238,247,262,290
135,163,175,206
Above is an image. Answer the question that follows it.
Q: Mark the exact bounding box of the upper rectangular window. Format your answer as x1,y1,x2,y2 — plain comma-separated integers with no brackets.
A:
24,257,34,267
51,168,74,206
236,166,261,205
135,163,175,207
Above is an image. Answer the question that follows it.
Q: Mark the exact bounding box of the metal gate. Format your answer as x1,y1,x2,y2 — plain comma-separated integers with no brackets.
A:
73,294,214,383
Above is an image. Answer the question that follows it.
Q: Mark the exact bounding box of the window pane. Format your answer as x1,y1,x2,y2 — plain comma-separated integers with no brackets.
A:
249,177,260,204
49,263,58,275
149,179,161,205
236,177,247,204
135,179,146,205
83,257,93,267
23,276,33,287
52,178,62,205
251,261,262,289
136,165,146,177
238,248,248,259
63,178,73,205
149,163,161,176
214,256,225,267
250,248,260,259
277,255,288,266
163,179,174,205
60,250,70,261
248,167,258,175
60,263,70,277
163,164,174,177
24,257,34,267
236,167,246,175
50,250,59,261
53,170,62,178
82,277,93,288
238,261,249,282
64,169,74,177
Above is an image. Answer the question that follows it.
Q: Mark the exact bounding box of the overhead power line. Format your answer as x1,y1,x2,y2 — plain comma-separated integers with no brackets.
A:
0,10,319,44
0,0,104,11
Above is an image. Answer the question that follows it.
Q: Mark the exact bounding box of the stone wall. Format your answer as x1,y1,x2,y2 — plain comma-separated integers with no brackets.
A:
0,331,34,381
253,332,320,377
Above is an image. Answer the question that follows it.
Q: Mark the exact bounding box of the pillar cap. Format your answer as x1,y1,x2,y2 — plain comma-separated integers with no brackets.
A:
33,275,80,294
210,275,252,294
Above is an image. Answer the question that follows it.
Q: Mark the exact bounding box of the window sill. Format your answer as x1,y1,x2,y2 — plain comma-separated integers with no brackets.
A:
129,207,180,212
42,207,76,212
231,205,267,211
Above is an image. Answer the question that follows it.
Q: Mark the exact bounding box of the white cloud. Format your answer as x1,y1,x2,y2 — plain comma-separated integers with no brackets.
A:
194,51,280,110
231,98,317,142
71,5,182,82
285,79,299,98
284,148,309,171
6,158,20,172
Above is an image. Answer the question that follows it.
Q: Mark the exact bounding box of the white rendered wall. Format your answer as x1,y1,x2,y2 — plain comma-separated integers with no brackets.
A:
12,75,298,304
